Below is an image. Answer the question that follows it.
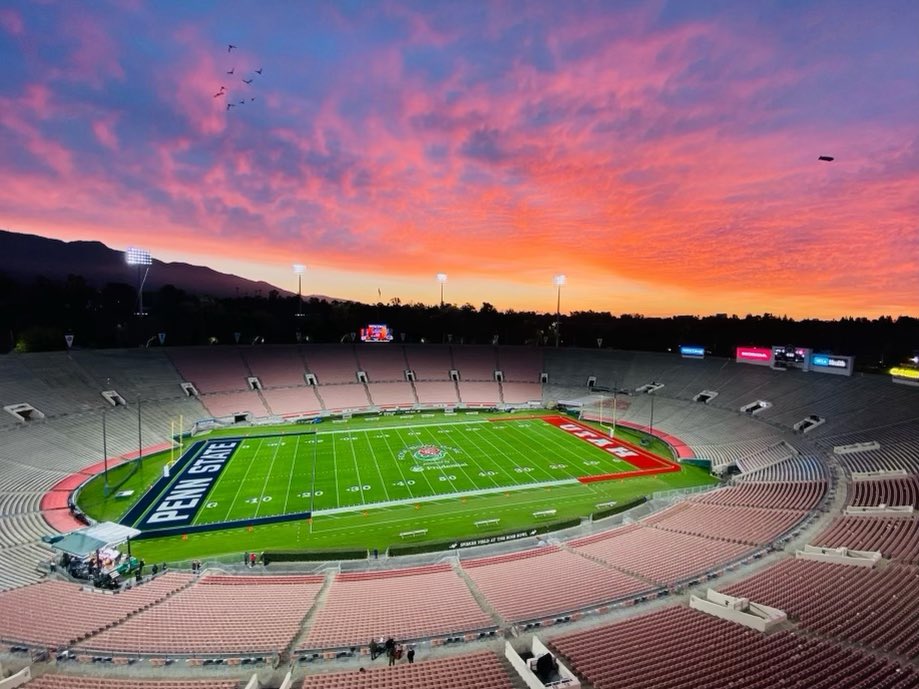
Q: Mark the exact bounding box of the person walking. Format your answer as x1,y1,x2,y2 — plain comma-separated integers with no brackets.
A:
407,647,415,664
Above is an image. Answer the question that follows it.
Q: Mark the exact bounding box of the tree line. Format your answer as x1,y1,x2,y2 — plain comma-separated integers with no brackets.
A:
1,273,916,371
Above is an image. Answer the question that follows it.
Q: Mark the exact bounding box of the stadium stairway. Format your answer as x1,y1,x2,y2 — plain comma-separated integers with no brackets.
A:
287,572,334,656
311,386,327,413
450,559,504,628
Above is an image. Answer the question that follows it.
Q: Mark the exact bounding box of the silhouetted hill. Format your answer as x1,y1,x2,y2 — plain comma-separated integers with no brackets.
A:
0,229,326,299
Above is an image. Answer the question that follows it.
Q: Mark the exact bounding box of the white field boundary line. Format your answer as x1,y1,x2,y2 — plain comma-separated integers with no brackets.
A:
313,419,489,437
311,477,581,517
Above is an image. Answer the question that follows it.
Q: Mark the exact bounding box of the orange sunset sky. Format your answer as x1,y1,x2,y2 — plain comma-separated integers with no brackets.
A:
0,1,917,318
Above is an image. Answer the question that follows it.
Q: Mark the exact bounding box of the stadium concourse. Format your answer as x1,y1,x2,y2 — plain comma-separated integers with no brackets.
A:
0,346,917,688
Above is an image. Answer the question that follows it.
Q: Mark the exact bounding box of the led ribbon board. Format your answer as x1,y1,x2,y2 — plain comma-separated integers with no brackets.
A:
890,366,919,381
680,345,705,359
811,353,854,377
736,346,773,366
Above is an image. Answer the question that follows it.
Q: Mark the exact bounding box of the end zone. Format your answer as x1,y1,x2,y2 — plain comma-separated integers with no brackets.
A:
537,416,681,481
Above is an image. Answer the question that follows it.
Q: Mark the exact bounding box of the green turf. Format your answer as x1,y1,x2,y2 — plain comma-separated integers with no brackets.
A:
77,411,719,562
195,418,651,524
76,451,174,523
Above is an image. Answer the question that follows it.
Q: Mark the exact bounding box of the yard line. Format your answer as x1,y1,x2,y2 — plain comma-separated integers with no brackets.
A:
455,424,532,486
254,438,284,517
520,421,631,476
390,427,439,496
282,434,302,515
489,424,581,481
220,438,264,522
376,429,416,499
330,433,341,508
404,426,464,494
446,426,508,488
521,423,614,477
347,433,368,504
416,424,488,490
480,422,578,480
363,432,392,502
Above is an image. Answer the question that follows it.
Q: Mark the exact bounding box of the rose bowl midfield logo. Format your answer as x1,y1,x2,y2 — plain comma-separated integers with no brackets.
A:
397,443,460,463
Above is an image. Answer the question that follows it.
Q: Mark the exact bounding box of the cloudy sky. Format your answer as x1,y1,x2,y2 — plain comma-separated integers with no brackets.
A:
0,0,916,318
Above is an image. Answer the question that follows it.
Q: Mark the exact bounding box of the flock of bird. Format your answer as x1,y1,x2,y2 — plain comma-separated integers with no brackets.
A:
213,43,264,111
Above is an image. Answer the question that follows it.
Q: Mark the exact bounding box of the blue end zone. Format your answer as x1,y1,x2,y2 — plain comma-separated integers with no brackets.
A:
122,429,318,538
122,438,241,530
120,440,205,527
135,438,242,530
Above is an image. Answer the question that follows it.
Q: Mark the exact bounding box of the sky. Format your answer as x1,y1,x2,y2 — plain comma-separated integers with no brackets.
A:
0,0,917,319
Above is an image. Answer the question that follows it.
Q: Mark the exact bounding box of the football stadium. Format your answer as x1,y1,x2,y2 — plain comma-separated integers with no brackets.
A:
2,0,919,688
2,345,919,688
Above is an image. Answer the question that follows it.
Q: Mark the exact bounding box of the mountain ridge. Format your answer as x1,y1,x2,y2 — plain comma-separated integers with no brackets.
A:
0,229,337,300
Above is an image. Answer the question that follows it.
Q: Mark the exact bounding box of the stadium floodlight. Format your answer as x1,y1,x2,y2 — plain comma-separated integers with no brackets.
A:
125,247,153,266
553,274,566,348
436,273,447,307
126,247,152,316
293,264,306,317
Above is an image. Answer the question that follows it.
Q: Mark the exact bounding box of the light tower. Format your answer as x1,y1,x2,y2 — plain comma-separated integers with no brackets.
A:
553,274,566,348
125,247,152,316
293,264,306,317
436,273,447,307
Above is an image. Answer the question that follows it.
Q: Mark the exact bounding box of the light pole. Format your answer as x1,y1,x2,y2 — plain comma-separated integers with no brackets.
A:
553,274,566,348
648,392,655,437
293,264,306,317
612,386,618,439
125,248,152,316
102,410,109,495
436,273,447,307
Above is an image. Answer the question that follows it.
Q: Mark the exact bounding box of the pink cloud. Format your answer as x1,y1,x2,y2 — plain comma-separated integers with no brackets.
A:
0,8,23,35
92,115,120,150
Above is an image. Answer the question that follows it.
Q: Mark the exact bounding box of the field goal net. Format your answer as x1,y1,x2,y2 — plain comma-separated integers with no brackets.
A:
191,416,240,436
563,394,631,425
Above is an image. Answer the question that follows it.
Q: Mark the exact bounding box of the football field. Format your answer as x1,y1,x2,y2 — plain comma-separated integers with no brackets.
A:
187,416,671,526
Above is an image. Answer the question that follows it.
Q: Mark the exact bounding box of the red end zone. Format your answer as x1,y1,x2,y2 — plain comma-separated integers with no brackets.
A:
537,415,681,482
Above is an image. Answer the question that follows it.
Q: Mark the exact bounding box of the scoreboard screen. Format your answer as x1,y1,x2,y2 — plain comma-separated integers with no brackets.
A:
773,346,807,364
360,324,394,342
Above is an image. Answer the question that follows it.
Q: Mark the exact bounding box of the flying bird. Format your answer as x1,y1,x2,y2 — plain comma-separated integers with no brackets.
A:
255,68,263,75
250,97,255,102
226,103,235,110
818,155,835,162
239,100,246,105
228,44,237,53
226,67,234,75
242,78,253,84
213,90,224,98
